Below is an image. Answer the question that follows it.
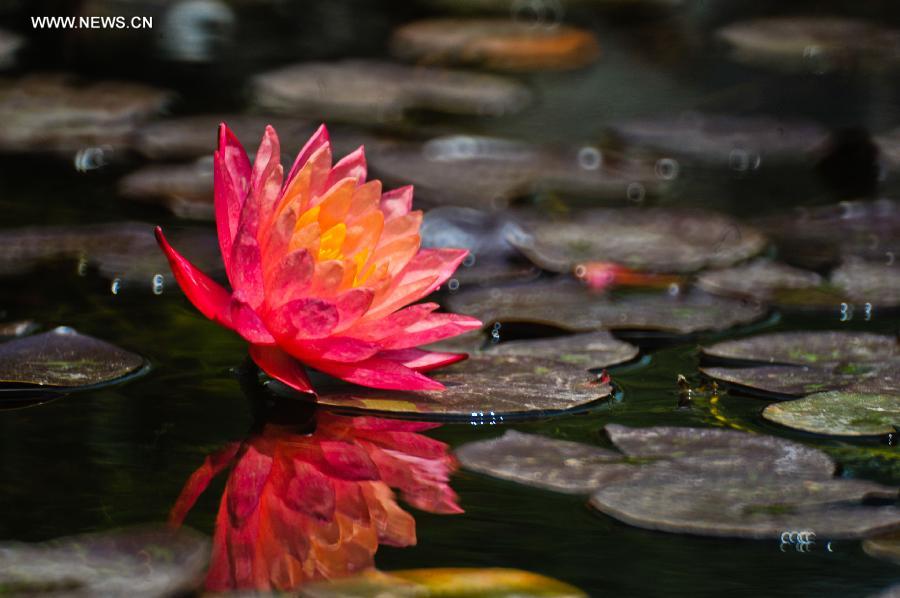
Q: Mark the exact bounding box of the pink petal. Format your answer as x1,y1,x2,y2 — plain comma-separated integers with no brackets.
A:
286,124,330,186
345,302,440,342
251,125,284,232
268,297,340,339
230,234,264,308
226,444,273,527
265,249,314,309
230,294,275,345
249,345,314,394
381,312,482,349
398,248,468,290
293,337,381,363
318,441,380,481
327,146,366,187
215,124,251,278
311,355,444,391
379,348,468,372
155,226,234,329
343,415,441,433
168,443,241,527
274,459,336,520
379,185,413,221
333,288,374,332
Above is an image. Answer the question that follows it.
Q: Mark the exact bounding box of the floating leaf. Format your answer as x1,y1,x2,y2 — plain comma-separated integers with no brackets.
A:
700,364,861,398
696,259,823,302
390,19,600,70
488,331,639,369
251,60,531,124
448,280,766,335
299,568,587,597
702,331,900,367
762,391,900,437
0,526,209,596
864,532,900,566
831,259,900,309
0,327,145,389
119,158,214,220
273,355,611,420
509,208,765,274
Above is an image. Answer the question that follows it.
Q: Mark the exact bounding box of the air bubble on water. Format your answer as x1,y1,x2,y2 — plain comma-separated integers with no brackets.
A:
574,264,587,278
76,254,89,276
448,278,460,291
511,0,563,28
74,146,111,172
886,252,895,266
864,302,872,321
729,148,759,172
667,283,680,296
53,326,76,335
654,158,680,180
152,274,165,295
626,182,645,203
463,254,476,267
111,278,122,295
577,146,602,171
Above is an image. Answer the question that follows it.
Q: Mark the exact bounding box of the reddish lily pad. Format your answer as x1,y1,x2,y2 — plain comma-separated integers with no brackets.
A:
369,136,664,210
299,568,587,597
608,112,828,168
488,331,639,369
762,391,900,437
0,526,208,596
717,17,900,73
830,259,900,308
390,19,600,71
251,60,531,124
0,327,145,389
509,208,766,274
279,355,612,421
447,280,766,335
702,331,900,367
696,259,823,302
864,532,900,566
0,74,171,155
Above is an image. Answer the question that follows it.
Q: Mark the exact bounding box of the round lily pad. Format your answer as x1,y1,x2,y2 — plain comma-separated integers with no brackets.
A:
390,19,600,71
702,331,900,367
0,74,171,155
0,526,208,596
250,60,531,124
696,259,823,302
864,532,900,566
716,17,900,73
488,331,639,369
447,281,766,335
456,430,636,494
700,365,863,398
509,208,766,274
299,568,587,597
762,391,900,437
0,327,145,389
589,465,900,539
830,259,900,308
369,136,664,210
119,158,214,220
273,355,611,421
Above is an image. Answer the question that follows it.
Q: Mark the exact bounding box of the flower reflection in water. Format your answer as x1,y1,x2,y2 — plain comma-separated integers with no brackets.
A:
169,406,461,592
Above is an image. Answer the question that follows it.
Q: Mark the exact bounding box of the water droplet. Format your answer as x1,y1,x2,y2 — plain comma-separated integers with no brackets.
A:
448,278,460,291
463,254,476,267
577,146,602,171
111,279,122,295
626,182,645,203
152,274,165,295
667,283,680,296
654,158,680,180
74,146,111,172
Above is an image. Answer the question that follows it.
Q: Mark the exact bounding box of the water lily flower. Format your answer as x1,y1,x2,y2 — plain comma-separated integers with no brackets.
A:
156,124,482,393
169,413,461,591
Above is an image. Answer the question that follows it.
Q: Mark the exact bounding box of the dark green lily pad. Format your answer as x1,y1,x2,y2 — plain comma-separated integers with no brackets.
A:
369,136,664,210
509,208,766,274
488,331,639,369
251,60,531,124
0,327,145,389
447,280,766,335
275,354,611,421
717,17,900,73
119,157,214,220
456,430,636,494
300,568,587,598
762,391,900,437
702,331,900,367
0,526,208,596
831,259,900,308
0,320,37,339
755,199,900,270
608,113,828,167
0,74,171,155
696,259,823,302
864,532,900,566
589,465,900,539
390,19,599,71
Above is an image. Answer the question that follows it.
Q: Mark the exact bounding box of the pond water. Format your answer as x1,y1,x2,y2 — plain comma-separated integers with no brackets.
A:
2,1,900,596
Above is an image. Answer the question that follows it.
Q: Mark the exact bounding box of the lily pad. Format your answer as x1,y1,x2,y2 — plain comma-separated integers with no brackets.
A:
369,136,664,210
300,568,587,597
0,28,23,70
702,331,900,367
0,526,208,596
716,17,900,73
488,331,639,369
607,112,828,167
274,355,611,421
0,327,145,389
696,259,823,302
119,157,214,220
447,280,766,335
864,532,900,566
456,430,636,494
830,259,900,308
699,364,863,398
251,60,531,124
0,74,171,155
762,391,900,437
390,19,600,71
0,320,37,339
509,208,766,274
